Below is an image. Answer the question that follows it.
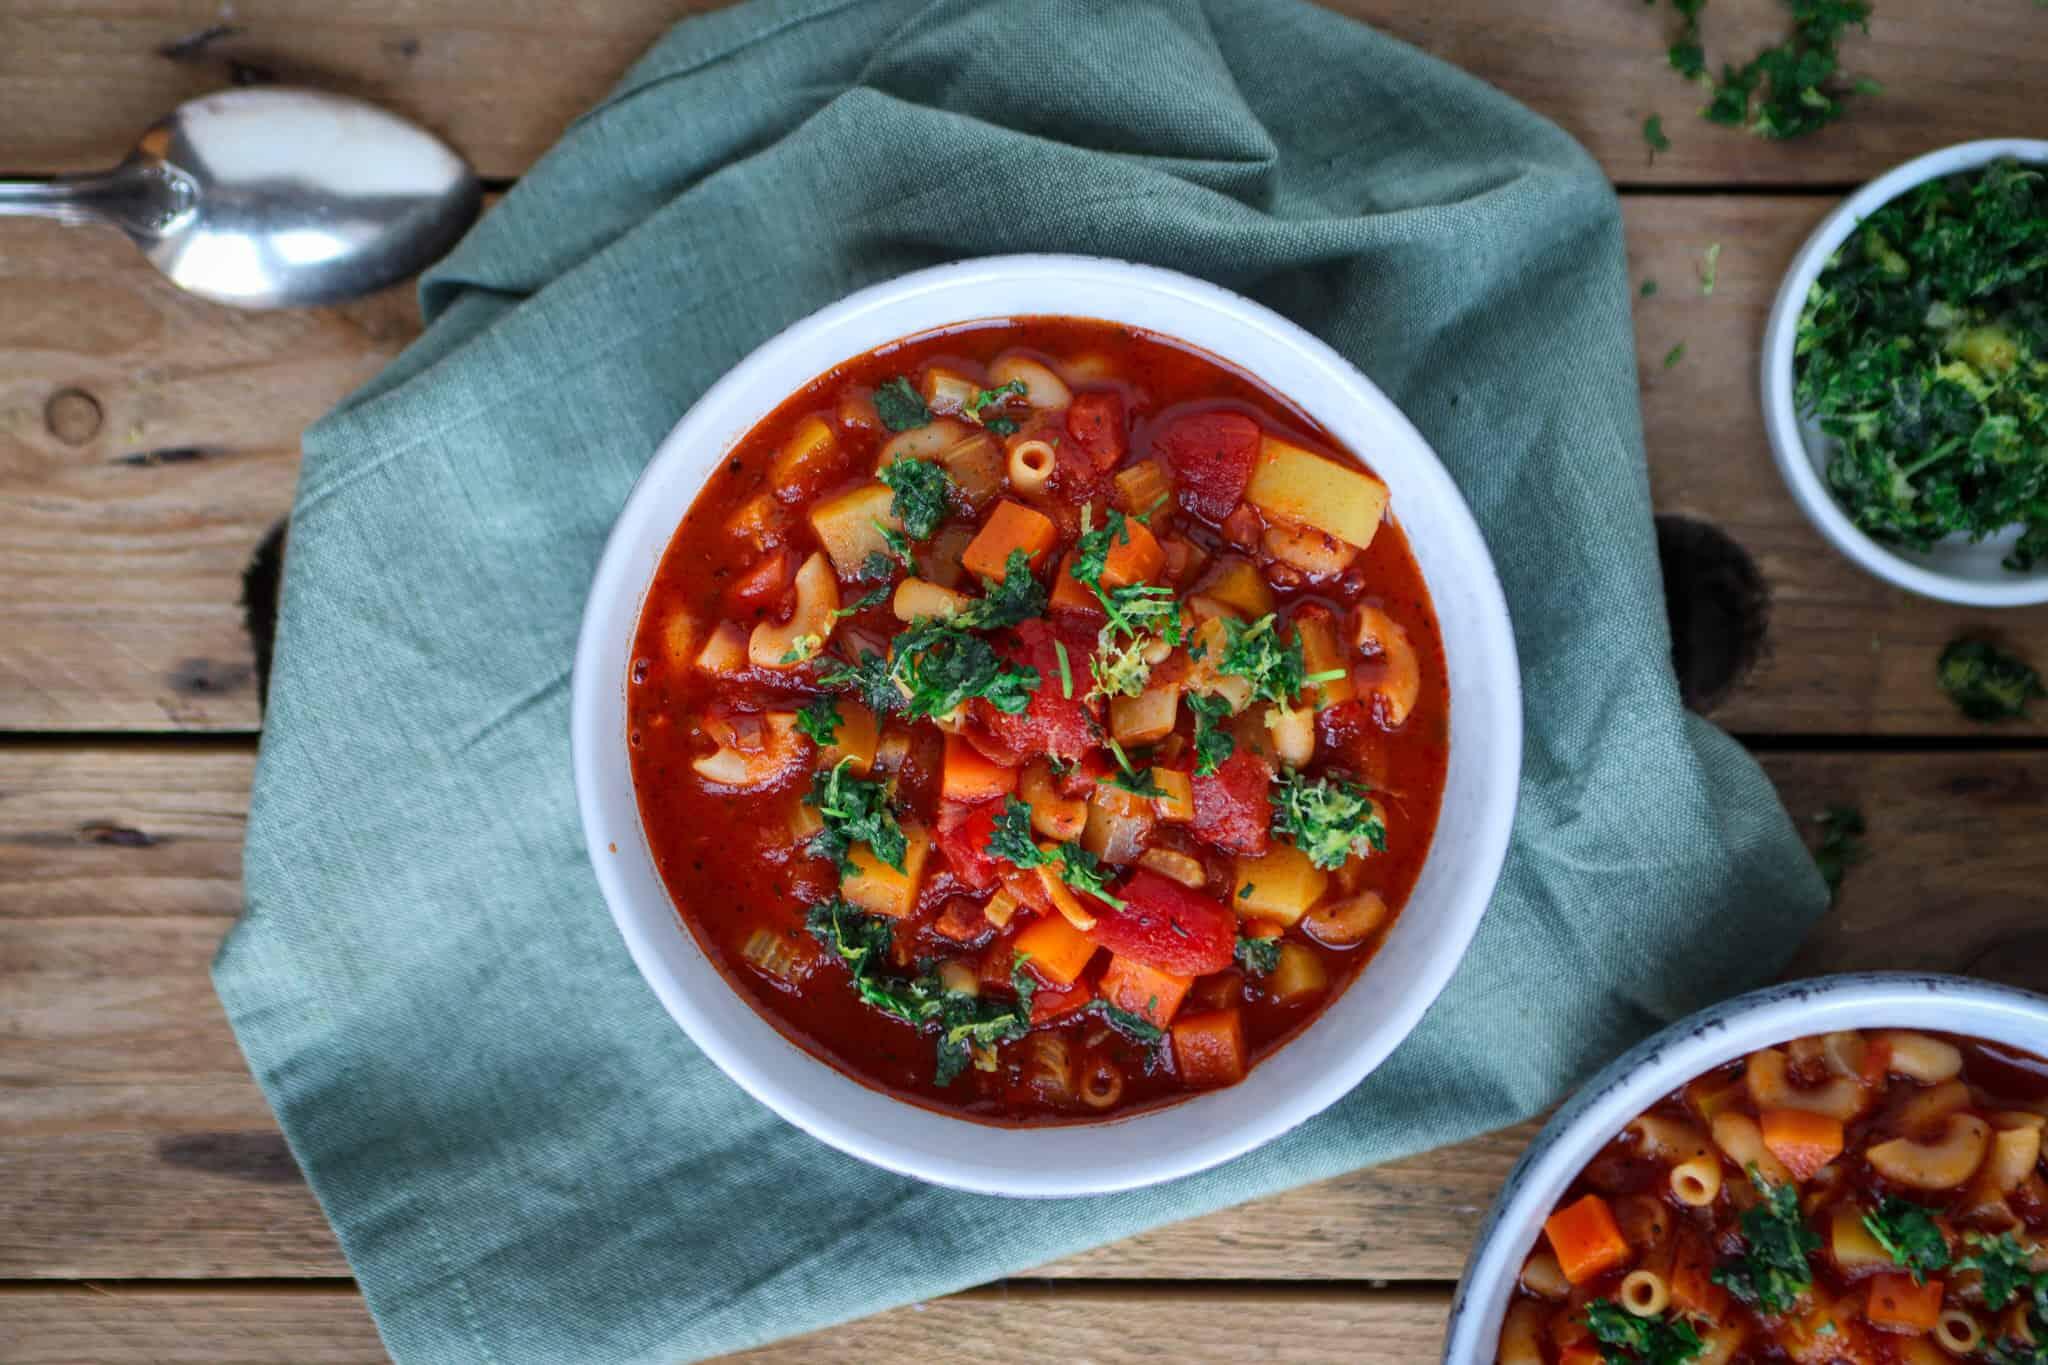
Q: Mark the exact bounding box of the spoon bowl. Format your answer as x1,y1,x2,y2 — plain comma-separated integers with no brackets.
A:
0,88,481,309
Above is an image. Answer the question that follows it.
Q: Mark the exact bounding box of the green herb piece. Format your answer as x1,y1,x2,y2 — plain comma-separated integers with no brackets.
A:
1666,0,1707,80
874,521,916,574
1270,770,1388,870
1642,278,1660,298
1659,0,1876,141
818,648,900,717
1813,803,1865,901
778,633,823,665
873,376,930,432
1055,639,1073,699
1700,241,1723,295
1218,613,1311,705
1083,997,1164,1046
1238,882,1255,900
932,983,1031,1086
1186,691,1236,777
1664,342,1687,369
1010,954,1039,1016
795,697,842,747
1861,1198,1951,1284
955,549,1047,630
965,378,1027,416
1712,1166,1819,1316
890,617,1038,720
880,456,953,541
1050,842,1123,909
1583,1298,1706,1365
1089,631,1156,701
1796,159,2048,571
985,415,1019,437
1938,639,2045,722
834,584,889,618
1644,114,1672,161
1235,936,1280,975
1073,502,1126,588
805,758,906,874
1962,1231,2038,1311
983,798,1128,910
1102,745,1167,799
856,550,899,583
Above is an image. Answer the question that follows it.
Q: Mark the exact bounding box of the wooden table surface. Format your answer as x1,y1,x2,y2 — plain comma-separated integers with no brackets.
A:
4,1,2046,1360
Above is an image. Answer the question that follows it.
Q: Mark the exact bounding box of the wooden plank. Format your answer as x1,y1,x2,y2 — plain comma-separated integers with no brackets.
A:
0,220,415,732
0,1283,1451,1365
3,746,2044,1282
4,1,2042,187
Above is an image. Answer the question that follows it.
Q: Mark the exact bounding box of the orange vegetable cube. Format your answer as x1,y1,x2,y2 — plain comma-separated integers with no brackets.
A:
1048,551,1102,616
1543,1194,1632,1286
1170,1007,1247,1088
840,826,931,919
1761,1107,1846,1181
1865,1273,1943,1334
1150,768,1195,822
1100,515,1165,587
813,701,879,775
1558,1349,1604,1365
962,499,1057,579
1098,954,1192,1028
1013,911,1098,987
941,733,1019,804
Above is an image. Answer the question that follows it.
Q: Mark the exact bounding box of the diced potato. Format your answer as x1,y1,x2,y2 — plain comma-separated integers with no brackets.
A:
658,610,701,670
1264,702,1316,768
1232,844,1330,927
940,434,1005,509
1193,555,1275,618
984,887,1022,930
962,499,1057,578
840,825,931,919
1014,910,1098,985
813,700,879,775
936,958,980,996
922,369,978,415
1150,769,1195,823
694,620,748,675
1245,435,1389,551
808,483,902,577
1112,460,1173,518
1082,787,1155,865
1269,942,1328,1004
1829,1204,1891,1274
893,577,970,622
1183,593,1239,624
1294,609,1356,710
771,414,840,493
1110,682,1180,746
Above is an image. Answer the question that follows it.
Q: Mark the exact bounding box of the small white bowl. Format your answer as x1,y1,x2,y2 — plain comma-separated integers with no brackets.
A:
571,255,1523,1197
1761,138,2048,607
1443,971,2048,1363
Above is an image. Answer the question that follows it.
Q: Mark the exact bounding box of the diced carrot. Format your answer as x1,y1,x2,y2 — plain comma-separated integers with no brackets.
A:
1865,1273,1943,1334
1098,954,1193,1028
1048,551,1103,616
1761,1107,1846,1181
962,499,1057,579
941,732,1019,804
1170,1007,1246,1088
1028,976,1093,1025
1100,515,1165,587
1150,767,1195,822
1013,911,1098,986
1543,1194,1632,1286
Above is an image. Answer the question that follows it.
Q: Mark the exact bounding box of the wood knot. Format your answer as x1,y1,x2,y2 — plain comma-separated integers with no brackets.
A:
1657,515,1769,714
44,388,103,445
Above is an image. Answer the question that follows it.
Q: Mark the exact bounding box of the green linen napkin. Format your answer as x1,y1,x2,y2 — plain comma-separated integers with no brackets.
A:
218,1,1829,1359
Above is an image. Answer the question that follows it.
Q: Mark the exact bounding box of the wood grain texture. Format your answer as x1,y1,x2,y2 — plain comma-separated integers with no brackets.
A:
0,1283,1454,1364
3,194,2045,735
4,0,2043,186
3,747,2045,1284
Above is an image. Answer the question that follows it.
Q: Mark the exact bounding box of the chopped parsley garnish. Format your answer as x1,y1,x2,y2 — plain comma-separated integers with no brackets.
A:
982,797,1125,909
804,758,906,874
1712,1167,1819,1316
1049,841,1123,908
1089,631,1157,701
956,549,1046,630
1234,936,1279,975
1071,502,1182,700
1055,639,1073,698
965,378,1027,417
875,522,916,573
1186,691,1236,776
1796,159,2048,571
856,550,899,583
1643,114,1671,162
1812,803,1865,901
794,696,842,747
1102,741,1167,799
1939,638,2045,723
873,376,930,432
834,584,889,618
818,648,900,715
880,456,952,541
778,633,823,665
985,415,1019,437
1862,1198,1950,1283
1083,997,1165,1046
890,618,1037,720
1269,770,1387,870
1699,241,1722,296
1962,1231,2038,1311
1583,1299,1704,1365
1218,613,1322,705
1238,882,1255,900
1657,0,1876,141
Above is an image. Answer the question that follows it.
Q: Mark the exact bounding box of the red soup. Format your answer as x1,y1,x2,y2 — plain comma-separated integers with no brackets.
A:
1500,1029,2048,1364
626,317,1448,1123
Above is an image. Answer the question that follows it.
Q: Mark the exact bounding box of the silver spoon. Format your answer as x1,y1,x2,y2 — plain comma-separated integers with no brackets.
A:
0,88,481,309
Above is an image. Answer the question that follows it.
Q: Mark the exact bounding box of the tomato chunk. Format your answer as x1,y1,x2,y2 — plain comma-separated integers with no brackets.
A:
1191,746,1272,856
1063,391,1126,480
1090,868,1236,975
1027,974,1093,1025
977,618,1099,761
1151,410,1259,522
933,798,1004,892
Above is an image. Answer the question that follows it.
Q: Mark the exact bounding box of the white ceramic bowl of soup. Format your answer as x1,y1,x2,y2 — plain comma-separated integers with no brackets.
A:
1760,139,2048,607
1442,971,2048,1362
572,254,1523,1197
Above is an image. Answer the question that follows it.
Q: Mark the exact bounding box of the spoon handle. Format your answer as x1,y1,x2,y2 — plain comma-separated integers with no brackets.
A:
0,164,195,240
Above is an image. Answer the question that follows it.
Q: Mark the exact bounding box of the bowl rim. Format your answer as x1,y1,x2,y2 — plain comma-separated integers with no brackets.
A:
1759,137,2048,608
1442,970,2048,1362
570,252,1523,1197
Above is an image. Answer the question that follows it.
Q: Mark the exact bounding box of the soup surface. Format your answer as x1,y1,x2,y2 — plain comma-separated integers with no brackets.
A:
1498,1029,2048,1364
627,317,1448,1123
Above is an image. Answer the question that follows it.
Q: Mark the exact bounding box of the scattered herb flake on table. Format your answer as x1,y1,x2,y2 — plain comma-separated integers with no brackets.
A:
1796,158,2048,571
1938,638,2045,721
1657,0,1877,140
